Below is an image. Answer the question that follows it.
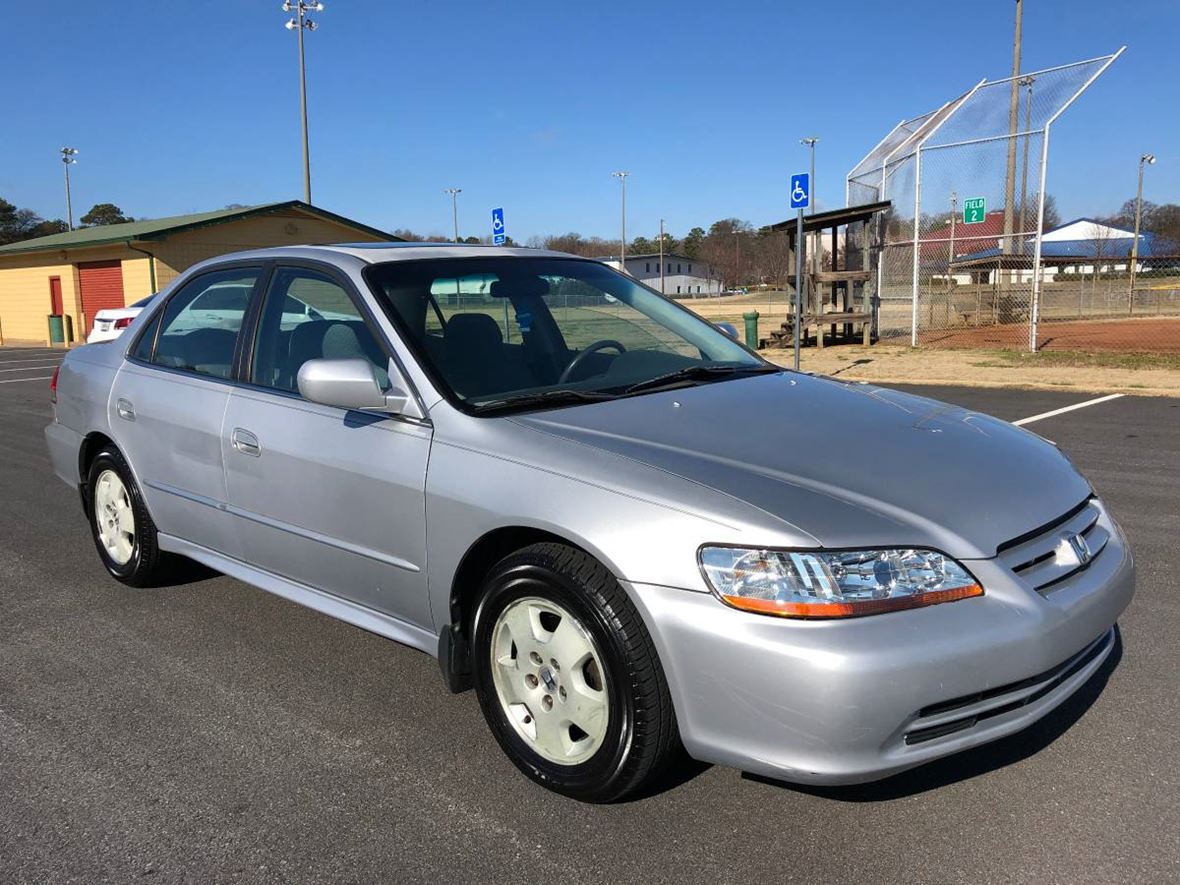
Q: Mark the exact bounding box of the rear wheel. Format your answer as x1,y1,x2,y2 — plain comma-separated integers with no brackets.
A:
86,445,170,587
471,542,679,802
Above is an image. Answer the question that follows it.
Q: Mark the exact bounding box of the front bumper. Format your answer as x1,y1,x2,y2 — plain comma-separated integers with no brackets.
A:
625,507,1135,786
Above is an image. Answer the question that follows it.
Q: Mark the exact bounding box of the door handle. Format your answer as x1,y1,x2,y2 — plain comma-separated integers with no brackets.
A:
231,428,261,457
116,398,135,421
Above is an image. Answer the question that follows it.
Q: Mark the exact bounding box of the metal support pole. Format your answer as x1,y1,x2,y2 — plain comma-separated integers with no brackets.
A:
794,208,804,370
1129,154,1154,314
911,147,922,346
612,171,629,272
1028,127,1052,352
659,218,666,295
296,6,311,204
64,162,74,231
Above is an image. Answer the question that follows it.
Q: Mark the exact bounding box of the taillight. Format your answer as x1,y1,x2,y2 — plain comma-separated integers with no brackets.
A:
50,366,60,404
114,317,134,329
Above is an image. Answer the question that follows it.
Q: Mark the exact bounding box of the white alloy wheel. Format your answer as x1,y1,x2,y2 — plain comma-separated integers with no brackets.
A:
94,468,136,565
490,596,610,766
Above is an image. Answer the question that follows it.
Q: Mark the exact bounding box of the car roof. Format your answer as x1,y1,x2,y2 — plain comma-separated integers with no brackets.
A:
199,243,583,265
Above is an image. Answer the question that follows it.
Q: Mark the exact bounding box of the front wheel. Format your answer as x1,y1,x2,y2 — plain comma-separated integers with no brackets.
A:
471,543,679,802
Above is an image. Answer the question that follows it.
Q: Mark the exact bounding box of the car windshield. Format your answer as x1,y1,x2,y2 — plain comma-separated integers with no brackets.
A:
365,256,772,413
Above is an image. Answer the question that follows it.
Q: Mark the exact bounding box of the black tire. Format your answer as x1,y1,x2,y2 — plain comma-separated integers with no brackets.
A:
471,542,679,802
85,444,170,587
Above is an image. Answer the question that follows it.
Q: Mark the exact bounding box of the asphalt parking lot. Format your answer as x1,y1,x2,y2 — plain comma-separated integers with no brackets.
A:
1,345,1177,883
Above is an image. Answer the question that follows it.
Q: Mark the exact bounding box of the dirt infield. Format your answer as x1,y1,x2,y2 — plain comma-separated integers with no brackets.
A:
910,316,1180,353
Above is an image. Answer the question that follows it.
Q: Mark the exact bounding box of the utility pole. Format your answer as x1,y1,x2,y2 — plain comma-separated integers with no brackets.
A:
1002,0,1023,278
60,147,78,230
282,1,324,204
444,188,462,241
611,171,630,272
733,230,741,289
658,218,666,294
1129,153,1156,313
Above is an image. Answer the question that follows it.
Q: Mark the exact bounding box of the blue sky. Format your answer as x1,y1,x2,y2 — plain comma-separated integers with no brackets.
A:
3,1,1176,240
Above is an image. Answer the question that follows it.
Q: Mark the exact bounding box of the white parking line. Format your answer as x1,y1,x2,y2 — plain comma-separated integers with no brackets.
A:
1013,393,1125,426
0,376,53,385
0,363,61,373
0,358,64,366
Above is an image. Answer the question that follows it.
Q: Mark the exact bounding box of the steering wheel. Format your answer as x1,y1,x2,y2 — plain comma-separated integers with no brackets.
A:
559,339,627,384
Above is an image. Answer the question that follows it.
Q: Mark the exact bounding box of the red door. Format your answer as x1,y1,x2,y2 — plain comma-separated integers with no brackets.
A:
49,276,64,315
77,260,126,334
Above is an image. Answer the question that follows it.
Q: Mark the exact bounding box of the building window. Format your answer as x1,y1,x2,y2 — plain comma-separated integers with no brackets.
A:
667,263,671,274
645,262,650,273
688,264,692,273
677,263,682,273
697,285,701,293
676,285,681,294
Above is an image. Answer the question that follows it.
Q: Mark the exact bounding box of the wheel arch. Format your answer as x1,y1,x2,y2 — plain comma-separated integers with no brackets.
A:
78,431,116,499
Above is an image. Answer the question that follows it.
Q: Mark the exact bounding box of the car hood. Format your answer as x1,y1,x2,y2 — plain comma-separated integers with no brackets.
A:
511,372,1091,559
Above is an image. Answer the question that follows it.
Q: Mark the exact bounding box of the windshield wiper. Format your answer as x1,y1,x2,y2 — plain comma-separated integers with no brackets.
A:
473,388,619,415
620,364,779,395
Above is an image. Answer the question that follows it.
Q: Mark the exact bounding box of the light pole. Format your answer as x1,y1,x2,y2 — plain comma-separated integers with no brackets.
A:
444,188,462,242
1129,153,1156,313
658,218,666,294
611,171,629,272
282,1,324,205
799,138,818,215
60,147,78,230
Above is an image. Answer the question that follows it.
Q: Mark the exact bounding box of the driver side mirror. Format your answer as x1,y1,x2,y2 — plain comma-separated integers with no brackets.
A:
716,322,739,339
297,358,422,419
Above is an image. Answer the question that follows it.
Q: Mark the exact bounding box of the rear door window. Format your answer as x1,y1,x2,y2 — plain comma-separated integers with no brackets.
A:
149,269,259,379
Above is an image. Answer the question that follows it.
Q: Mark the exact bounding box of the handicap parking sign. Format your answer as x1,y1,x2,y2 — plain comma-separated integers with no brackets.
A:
790,173,810,210
491,207,506,245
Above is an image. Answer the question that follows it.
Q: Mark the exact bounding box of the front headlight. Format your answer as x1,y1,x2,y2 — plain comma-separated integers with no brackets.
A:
699,547,982,619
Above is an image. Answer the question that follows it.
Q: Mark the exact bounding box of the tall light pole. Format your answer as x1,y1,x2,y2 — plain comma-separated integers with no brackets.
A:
658,218,666,294
444,188,462,242
799,138,818,215
611,171,629,272
1129,153,1156,313
60,147,78,230
283,1,324,205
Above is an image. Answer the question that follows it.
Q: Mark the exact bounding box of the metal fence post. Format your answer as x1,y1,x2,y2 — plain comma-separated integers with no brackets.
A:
911,146,922,347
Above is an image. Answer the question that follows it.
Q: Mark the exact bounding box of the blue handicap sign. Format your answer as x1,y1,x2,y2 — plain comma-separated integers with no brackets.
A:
491,207,506,245
789,173,810,210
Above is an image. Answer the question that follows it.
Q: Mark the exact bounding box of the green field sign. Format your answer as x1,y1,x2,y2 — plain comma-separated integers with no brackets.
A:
963,197,986,224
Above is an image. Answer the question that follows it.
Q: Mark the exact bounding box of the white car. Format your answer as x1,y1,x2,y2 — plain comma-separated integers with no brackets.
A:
87,295,156,344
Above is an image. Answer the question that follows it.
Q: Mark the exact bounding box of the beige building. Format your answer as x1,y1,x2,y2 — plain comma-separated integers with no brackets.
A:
0,201,394,345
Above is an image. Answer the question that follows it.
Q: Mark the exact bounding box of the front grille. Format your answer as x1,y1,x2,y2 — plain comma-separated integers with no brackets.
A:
903,628,1114,745
997,497,1109,594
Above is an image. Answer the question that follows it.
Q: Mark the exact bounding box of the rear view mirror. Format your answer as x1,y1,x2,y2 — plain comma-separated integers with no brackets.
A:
297,358,421,419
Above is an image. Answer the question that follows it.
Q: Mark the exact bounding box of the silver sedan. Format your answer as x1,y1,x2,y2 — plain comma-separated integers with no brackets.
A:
45,244,1134,801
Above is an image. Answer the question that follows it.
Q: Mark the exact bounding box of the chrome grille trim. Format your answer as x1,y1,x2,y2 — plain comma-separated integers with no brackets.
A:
998,497,1108,594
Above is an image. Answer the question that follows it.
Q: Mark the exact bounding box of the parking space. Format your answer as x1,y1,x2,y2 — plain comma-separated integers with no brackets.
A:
1,377,1176,882
0,347,62,386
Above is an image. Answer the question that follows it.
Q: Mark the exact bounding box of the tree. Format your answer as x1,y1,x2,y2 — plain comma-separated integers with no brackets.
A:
681,227,706,258
629,236,656,254
80,203,133,226
0,197,48,245
27,218,69,238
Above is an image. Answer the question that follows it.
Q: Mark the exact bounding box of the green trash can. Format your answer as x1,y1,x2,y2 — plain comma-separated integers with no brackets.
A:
47,314,65,345
742,311,760,349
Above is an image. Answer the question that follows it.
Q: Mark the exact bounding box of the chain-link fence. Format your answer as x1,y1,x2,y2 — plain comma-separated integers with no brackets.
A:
842,49,1180,354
